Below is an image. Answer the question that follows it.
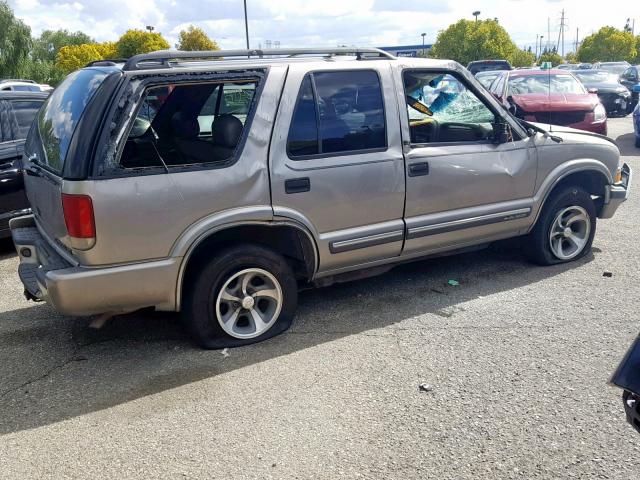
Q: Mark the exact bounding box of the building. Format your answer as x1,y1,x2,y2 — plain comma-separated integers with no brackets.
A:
378,44,433,57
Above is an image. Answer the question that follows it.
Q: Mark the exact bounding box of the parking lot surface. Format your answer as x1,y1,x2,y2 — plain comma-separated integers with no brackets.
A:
0,118,639,479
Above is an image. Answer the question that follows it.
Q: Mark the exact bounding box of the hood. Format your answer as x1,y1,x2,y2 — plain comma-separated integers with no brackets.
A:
511,93,598,112
530,122,617,146
581,81,627,93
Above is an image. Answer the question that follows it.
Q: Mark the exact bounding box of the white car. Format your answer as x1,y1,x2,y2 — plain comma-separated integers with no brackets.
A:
0,79,53,93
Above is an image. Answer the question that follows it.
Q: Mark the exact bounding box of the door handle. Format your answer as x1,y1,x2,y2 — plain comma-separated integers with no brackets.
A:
408,162,429,177
285,177,310,194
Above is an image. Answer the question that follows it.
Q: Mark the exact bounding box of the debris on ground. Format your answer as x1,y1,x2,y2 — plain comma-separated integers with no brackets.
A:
603,272,613,278
447,279,460,286
418,383,434,392
221,348,230,358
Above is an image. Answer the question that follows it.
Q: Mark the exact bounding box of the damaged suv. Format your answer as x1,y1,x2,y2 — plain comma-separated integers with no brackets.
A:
11,48,631,348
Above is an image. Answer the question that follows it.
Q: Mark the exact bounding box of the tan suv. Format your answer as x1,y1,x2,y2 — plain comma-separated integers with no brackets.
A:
11,48,631,348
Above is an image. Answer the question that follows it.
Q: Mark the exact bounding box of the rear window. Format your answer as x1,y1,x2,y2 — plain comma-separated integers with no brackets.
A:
34,69,108,173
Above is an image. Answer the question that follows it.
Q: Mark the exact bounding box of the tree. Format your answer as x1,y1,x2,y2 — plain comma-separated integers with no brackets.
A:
564,51,578,63
56,44,103,72
116,29,170,58
0,1,32,79
32,29,94,63
538,50,563,66
430,19,517,66
176,25,219,51
511,49,535,68
576,26,636,63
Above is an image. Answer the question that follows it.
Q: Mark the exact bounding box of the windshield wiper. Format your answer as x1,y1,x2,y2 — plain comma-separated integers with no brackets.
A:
516,118,563,143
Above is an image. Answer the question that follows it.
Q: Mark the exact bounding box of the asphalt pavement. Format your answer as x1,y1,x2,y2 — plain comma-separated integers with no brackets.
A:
0,118,639,479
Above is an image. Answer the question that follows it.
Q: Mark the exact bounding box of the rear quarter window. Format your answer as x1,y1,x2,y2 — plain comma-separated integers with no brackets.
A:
34,69,108,173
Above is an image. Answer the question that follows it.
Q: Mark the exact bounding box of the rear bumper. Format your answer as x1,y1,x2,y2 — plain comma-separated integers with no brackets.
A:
10,215,180,315
600,163,632,219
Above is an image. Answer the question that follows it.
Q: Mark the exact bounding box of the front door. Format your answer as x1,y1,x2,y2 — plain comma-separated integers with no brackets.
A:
270,64,405,274
394,67,538,255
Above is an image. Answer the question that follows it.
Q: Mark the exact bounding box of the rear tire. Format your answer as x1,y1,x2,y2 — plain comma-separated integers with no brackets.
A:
183,244,298,349
524,185,596,266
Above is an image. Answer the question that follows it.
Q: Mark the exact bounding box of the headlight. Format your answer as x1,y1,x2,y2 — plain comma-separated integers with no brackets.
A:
593,103,607,122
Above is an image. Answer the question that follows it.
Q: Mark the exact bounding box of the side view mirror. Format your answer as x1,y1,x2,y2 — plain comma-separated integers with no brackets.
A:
633,84,640,93
129,117,152,139
587,87,599,94
493,121,513,144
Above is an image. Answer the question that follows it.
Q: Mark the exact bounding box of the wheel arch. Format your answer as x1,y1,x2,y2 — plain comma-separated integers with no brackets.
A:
531,162,612,228
176,221,318,310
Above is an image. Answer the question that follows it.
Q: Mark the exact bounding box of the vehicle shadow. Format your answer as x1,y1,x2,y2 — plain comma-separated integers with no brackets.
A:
0,237,16,260
0,243,594,434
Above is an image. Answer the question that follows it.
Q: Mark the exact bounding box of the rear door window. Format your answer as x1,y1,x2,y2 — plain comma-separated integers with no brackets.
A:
287,70,387,158
119,79,258,169
34,68,109,174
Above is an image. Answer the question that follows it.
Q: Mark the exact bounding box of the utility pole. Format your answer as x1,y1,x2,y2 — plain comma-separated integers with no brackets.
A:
243,0,250,50
535,34,539,58
575,28,579,53
556,9,567,57
547,17,551,53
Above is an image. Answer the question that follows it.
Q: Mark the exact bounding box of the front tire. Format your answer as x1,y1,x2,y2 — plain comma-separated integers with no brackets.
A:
524,185,596,266
183,244,298,349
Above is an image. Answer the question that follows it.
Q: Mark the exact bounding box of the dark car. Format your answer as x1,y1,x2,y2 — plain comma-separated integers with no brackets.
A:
595,61,631,77
0,91,48,238
620,65,640,110
467,59,512,75
611,334,640,434
488,69,607,135
571,69,632,116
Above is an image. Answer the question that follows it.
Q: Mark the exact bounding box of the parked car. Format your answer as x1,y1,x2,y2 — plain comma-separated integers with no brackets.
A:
594,61,631,77
610,334,640,434
571,69,632,116
0,91,48,238
619,65,640,110
556,64,578,70
488,69,608,135
10,48,630,349
474,70,502,89
633,91,640,148
467,59,512,75
0,79,53,93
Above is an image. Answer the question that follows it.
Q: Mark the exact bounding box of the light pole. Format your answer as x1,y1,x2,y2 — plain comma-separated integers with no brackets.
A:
473,11,480,22
145,25,155,33
421,32,426,56
539,35,544,60
243,0,250,50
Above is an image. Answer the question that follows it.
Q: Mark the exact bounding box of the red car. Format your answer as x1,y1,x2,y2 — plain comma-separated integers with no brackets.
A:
487,69,607,135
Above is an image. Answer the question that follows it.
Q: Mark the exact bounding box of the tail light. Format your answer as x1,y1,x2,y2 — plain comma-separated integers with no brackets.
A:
61,193,96,250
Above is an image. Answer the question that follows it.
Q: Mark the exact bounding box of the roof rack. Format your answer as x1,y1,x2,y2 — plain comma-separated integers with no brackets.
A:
123,47,395,71
85,59,128,67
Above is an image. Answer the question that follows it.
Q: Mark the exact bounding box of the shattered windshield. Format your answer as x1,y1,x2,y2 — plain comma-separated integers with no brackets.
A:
404,72,495,124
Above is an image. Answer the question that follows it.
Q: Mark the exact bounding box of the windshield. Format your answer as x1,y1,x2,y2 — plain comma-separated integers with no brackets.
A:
507,74,585,95
573,71,617,83
598,64,629,75
476,72,500,88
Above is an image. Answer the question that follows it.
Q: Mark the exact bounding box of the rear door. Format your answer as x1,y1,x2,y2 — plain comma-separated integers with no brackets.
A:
22,69,109,245
269,63,405,274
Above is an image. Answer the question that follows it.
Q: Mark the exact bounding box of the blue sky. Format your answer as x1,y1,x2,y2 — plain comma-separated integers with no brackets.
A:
8,0,635,52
